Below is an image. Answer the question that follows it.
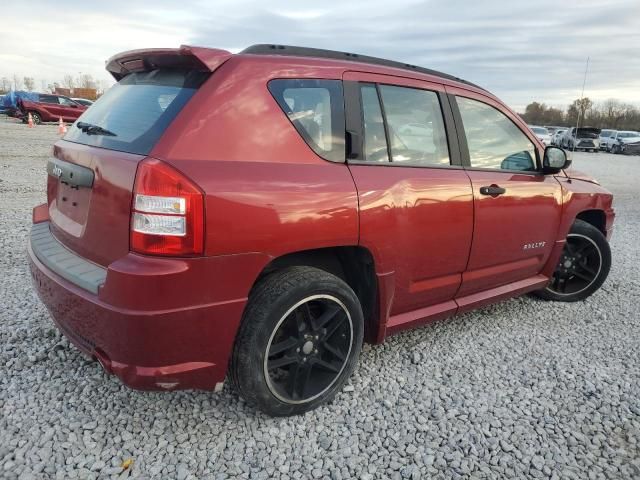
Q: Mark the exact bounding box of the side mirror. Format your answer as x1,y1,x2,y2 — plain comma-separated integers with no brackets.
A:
543,146,571,174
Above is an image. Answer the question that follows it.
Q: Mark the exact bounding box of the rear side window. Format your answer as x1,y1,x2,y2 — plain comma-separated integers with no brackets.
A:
39,95,58,104
64,69,209,155
360,84,389,162
378,85,450,166
268,79,345,162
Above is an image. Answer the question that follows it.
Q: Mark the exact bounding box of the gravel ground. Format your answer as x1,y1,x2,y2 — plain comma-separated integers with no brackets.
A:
1,116,639,480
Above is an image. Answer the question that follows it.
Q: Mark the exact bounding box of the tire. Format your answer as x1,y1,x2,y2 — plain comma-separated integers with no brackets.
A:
534,219,611,302
29,111,41,124
230,266,364,416
611,144,619,154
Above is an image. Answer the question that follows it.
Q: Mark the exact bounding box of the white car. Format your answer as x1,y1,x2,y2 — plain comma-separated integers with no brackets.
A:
552,129,567,146
599,129,615,150
561,127,601,152
529,126,552,145
607,130,640,154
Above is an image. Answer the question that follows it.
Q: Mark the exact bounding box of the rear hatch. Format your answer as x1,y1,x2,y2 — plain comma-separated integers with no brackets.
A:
47,47,230,267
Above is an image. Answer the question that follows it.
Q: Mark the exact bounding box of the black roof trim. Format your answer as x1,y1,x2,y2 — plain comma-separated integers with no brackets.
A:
240,44,484,91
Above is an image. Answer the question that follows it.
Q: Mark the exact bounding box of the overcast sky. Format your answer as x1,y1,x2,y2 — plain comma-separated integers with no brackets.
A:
1,0,638,111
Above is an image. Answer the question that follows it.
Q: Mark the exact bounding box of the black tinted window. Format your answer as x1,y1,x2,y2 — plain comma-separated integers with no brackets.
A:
457,97,536,171
39,95,58,104
269,79,345,162
64,69,209,155
360,84,389,162
378,85,450,166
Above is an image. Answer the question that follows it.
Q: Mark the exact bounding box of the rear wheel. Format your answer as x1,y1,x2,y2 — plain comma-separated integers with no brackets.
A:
611,144,620,154
535,220,611,302
231,266,364,416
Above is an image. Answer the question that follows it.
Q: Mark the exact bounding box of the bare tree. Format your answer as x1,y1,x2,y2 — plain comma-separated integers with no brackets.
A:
77,73,96,90
62,75,75,89
13,74,22,90
600,99,626,128
23,77,35,91
0,77,10,93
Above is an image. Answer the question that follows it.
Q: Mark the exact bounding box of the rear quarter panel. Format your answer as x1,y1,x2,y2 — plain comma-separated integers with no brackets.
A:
152,57,359,259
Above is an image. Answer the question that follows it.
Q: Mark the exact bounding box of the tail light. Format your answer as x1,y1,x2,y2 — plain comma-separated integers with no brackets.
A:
130,158,205,256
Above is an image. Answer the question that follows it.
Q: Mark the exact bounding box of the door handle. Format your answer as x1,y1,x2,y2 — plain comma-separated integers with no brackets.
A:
479,184,506,197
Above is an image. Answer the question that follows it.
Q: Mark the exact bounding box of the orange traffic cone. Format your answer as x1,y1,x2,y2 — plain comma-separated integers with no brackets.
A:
27,113,34,128
58,117,67,135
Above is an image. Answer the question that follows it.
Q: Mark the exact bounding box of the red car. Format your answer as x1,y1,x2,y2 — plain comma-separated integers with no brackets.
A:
28,45,615,416
20,94,87,124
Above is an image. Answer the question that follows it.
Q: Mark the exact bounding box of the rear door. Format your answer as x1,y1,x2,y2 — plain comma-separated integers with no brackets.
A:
344,72,474,319
447,87,563,298
37,94,61,120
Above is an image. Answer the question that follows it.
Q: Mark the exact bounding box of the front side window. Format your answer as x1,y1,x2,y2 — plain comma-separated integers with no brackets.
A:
457,96,536,172
269,79,345,162
378,85,450,166
58,97,76,106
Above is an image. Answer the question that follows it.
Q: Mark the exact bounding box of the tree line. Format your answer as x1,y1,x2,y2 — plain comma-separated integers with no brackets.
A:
520,98,640,131
0,74,111,96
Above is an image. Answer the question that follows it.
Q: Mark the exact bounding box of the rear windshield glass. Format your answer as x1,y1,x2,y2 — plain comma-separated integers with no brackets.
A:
64,69,209,155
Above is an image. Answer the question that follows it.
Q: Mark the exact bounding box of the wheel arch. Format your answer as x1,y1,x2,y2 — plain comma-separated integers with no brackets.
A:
251,246,379,343
575,209,606,235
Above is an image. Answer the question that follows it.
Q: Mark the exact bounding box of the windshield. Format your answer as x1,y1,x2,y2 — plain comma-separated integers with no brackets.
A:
618,131,640,138
64,69,209,155
531,127,549,134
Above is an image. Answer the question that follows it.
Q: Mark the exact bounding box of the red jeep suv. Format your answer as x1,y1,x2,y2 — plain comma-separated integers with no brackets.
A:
28,45,615,416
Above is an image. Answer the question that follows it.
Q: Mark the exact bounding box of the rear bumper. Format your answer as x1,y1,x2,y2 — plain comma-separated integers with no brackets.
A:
28,220,269,391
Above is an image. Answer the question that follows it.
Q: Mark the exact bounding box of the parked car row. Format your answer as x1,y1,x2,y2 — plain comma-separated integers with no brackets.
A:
528,124,640,155
599,129,640,154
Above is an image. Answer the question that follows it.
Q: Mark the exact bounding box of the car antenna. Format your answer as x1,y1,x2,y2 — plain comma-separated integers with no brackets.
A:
573,56,590,153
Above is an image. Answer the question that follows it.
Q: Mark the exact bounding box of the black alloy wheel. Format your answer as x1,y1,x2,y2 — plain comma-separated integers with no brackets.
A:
534,220,611,302
231,266,364,416
264,294,352,404
547,234,601,296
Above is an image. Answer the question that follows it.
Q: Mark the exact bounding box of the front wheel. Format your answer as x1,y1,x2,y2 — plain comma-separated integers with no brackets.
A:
535,220,611,302
230,266,364,416
28,111,42,124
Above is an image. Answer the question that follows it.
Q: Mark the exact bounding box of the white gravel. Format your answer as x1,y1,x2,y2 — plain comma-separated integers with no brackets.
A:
1,116,639,479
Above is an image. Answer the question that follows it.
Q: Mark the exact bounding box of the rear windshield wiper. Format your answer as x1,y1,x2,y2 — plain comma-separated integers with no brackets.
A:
76,122,117,137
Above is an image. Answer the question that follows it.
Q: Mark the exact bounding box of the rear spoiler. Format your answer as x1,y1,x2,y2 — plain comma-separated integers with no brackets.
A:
106,45,232,80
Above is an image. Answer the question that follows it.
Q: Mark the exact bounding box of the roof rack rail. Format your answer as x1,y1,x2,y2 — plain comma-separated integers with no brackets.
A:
240,44,484,91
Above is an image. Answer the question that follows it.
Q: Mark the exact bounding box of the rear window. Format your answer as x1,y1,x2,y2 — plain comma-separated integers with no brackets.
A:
268,79,345,162
64,69,209,155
